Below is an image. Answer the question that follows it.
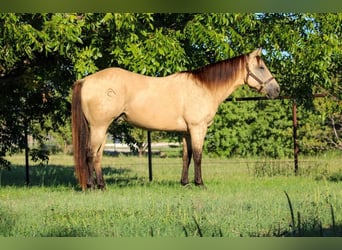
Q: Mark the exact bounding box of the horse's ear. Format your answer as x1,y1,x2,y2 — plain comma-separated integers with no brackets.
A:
257,47,262,55
250,48,262,56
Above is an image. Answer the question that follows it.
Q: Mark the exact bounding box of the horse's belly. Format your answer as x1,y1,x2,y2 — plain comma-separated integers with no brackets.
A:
124,87,189,131
124,111,187,132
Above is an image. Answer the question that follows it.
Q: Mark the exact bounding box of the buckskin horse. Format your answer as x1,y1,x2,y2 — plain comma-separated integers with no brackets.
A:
71,48,280,190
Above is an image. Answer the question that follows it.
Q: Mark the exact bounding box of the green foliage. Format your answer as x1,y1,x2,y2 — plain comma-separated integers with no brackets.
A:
0,13,77,165
290,93,342,155
0,158,11,171
205,86,293,157
30,148,49,166
109,13,188,75
259,13,341,101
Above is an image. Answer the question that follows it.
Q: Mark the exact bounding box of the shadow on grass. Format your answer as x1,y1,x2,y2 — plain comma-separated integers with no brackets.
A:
0,164,76,187
0,162,182,190
0,164,143,189
326,170,342,183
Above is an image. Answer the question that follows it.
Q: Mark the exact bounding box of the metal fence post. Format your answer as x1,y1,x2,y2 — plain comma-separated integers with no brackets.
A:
147,130,153,181
24,118,30,186
292,99,299,174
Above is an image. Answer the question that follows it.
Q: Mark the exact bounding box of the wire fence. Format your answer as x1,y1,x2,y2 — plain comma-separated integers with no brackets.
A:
103,141,340,181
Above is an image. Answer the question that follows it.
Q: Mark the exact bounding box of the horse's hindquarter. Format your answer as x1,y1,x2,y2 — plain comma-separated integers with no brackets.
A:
81,68,127,127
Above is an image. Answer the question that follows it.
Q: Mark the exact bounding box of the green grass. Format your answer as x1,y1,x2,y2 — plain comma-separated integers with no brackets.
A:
1,153,342,236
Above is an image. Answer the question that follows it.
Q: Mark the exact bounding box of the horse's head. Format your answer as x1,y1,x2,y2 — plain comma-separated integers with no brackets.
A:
245,48,280,99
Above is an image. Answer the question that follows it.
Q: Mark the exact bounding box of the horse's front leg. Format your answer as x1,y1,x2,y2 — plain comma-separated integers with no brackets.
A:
181,134,192,186
193,148,204,186
189,126,207,186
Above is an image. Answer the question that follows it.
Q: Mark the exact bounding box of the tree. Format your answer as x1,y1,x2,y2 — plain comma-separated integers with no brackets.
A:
0,14,82,166
255,13,342,154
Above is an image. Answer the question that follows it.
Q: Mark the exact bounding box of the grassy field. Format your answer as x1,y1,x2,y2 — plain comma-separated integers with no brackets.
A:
1,152,342,237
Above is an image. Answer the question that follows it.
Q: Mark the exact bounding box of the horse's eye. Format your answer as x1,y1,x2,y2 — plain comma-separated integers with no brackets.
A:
260,66,265,70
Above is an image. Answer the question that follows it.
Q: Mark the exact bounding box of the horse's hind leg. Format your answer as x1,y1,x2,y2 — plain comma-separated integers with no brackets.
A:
181,134,192,186
86,148,95,188
94,137,106,189
88,126,107,189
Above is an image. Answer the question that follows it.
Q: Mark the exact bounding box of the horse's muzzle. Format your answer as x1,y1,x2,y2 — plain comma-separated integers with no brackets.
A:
265,81,280,99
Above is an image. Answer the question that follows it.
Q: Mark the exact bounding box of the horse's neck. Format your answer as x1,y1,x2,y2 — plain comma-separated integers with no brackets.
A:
212,72,245,106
